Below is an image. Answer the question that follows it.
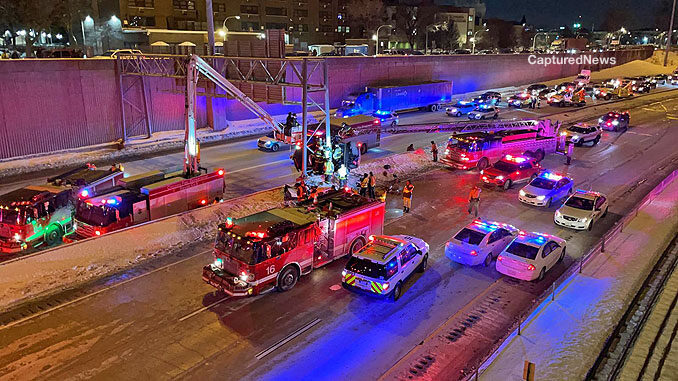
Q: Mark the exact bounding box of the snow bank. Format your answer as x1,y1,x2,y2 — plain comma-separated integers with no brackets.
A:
0,188,284,312
479,174,678,381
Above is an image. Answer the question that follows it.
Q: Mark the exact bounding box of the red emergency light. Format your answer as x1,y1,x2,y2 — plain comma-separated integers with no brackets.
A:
80,189,89,198
373,119,380,125
225,217,233,228
200,199,207,205
469,250,478,256
246,231,266,239
217,169,225,176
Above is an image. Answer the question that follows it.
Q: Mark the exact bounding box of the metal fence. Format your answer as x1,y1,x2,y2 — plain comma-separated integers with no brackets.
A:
466,168,678,381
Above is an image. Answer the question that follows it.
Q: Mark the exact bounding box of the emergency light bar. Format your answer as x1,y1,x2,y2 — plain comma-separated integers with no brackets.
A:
540,172,563,181
504,154,527,163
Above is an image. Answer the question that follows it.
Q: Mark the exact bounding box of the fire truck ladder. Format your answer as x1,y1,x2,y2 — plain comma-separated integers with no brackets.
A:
348,119,558,138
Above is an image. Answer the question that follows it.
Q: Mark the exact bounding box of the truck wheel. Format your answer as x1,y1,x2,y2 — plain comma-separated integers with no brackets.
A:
503,179,513,190
477,157,489,170
44,225,63,246
605,94,611,100
535,149,545,161
277,266,299,292
391,282,402,301
391,121,397,128
348,236,366,257
271,143,280,152
429,104,438,112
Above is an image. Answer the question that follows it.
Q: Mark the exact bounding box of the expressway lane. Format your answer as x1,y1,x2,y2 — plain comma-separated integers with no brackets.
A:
1,94,678,380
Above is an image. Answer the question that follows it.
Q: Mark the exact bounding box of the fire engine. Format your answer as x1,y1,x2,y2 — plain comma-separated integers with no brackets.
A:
71,168,225,238
202,189,385,296
0,166,123,252
440,120,560,170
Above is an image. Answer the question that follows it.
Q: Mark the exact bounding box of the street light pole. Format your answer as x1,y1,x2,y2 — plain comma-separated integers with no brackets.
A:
532,32,547,52
375,24,392,55
665,0,677,66
471,28,488,54
222,15,241,43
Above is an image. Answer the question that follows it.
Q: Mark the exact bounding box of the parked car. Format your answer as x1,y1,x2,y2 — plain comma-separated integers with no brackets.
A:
481,155,541,190
446,101,477,117
468,105,499,120
496,232,566,281
554,190,609,230
559,123,602,146
598,111,630,131
445,219,518,267
518,171,574,207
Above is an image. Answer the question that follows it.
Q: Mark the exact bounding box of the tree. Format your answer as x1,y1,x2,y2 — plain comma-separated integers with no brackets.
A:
393,5,419,49
430,22,459,51
51,0,92,46
0,0,57,57
346,0,386,39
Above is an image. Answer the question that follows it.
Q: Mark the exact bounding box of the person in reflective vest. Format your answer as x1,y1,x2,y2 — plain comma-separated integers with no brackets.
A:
468,185,481,217
337,164,348,187
368,171,376,199
324,158,334,182
402,180,414,213
430,141,438,162
296,180,308,201
360,174,369,196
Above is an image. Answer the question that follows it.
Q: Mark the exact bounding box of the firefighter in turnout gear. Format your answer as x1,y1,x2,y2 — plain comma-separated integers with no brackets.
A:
403,180,414,213
468,185,481,217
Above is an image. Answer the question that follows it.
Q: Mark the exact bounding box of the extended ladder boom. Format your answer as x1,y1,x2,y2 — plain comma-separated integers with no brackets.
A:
346,119,558,138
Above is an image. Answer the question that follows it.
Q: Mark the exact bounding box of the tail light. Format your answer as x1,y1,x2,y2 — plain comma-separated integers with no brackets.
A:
497,255,504,261
200,199,207,205
217,169,225,176
382,282,390,290
95,230,101,236
469,250,478,256
527,264,536,271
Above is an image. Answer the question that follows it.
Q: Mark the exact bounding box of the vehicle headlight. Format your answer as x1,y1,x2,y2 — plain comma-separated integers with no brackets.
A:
536,195,546,200
519,190,526,196
445,149,450,154
581,217,588,223
14,233,21,242
555,210,562,217
560,132,567,136
496,175,504,180
213,258,223,269
451,108,458,113
342,270,347,277
612,120,619,125
239,270,251,282
264,140,272,146
476,114,481,119
598,118,603,123
572,135,580,141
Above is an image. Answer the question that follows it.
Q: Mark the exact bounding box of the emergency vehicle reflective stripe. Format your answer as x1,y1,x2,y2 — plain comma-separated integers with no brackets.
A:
370,281,384,294
344,273,356,285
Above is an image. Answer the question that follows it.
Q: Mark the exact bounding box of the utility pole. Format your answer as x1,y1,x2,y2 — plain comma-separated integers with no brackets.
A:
206,0,215,55
664,0,677,66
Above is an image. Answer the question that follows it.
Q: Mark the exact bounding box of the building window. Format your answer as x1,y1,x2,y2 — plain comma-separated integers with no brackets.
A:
266,22,287,30
129,0,154,7
240,5,258,14
129,15,156,27
468,15,473,22
214,3,226,12
293,9,308,18
297,24,309,32
266,7,287,16
337,25,350,33
241,21,260,31
173,0,195,11
337,12,346,20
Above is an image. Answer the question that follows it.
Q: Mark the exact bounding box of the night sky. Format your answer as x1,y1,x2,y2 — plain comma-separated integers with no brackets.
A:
485,0,665,30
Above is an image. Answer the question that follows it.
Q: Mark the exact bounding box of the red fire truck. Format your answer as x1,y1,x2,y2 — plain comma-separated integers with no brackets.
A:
71,168,225,238
0,166,123,252
440,122,559,170
202,189,384,296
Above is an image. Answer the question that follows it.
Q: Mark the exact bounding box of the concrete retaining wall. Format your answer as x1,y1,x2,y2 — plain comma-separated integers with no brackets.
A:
0,48,653,159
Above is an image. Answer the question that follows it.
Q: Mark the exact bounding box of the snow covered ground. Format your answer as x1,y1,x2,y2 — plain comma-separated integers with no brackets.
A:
478,172,678,381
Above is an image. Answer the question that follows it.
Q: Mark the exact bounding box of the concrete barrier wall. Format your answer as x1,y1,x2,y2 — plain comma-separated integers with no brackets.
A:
0,48,653,159
0,187,284,311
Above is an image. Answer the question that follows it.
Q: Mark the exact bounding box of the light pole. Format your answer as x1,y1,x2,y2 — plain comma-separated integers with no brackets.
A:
222,15,241,42
665,0,677,66
532,31,548,52
81,15,93,49
471,28,488,54
374,24,392,55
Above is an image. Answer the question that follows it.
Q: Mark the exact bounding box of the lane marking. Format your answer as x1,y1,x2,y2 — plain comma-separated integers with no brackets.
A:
255,318,322,360
0,249,212,331
178,295,231,322
626,131,655,137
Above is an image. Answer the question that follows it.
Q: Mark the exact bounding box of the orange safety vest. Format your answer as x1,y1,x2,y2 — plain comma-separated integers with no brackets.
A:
369,175,376,187
360,177,369,188
469,187,481,200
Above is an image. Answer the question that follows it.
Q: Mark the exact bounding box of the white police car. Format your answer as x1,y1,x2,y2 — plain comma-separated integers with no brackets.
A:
342,235,429,301
446,101,476,117
257,132,285,152
445,219,519,267
554,190,609,230
468,105,499,120
496,232,566,281
519,171,574,208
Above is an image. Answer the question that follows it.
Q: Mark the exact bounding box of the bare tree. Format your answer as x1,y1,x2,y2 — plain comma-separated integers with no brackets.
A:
393,5,419,49
346,0,386,38
51,0,92,46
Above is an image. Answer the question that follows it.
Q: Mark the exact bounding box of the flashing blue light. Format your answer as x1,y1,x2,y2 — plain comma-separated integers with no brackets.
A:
374,110,389,115
106,198,119,205
388,261,396,268
540,172,563,181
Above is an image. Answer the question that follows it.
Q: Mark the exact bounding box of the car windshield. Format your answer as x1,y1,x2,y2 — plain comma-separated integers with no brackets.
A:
455,102,473,108
492,161,519,172
215,230,269,265
454,228,486,245
530,177,556,190
568,126,589,133
76,202,118,227
576,75,587,80
346,256,387,279
565,196,594,210
506,242,539,260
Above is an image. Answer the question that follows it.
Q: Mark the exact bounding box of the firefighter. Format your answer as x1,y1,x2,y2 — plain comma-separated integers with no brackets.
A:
337,164,348,187
402,180,414,213
284,112,294,136
430,141,439,162
291,147,302,172
324,157,334,182
368,171,376,199
309,186,320,204
296,180,308,201
566,141,573,165
468,185,481,217
360,174,369,196
406,144,415,152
